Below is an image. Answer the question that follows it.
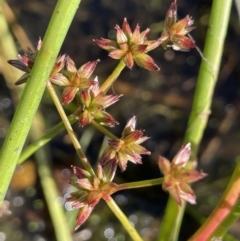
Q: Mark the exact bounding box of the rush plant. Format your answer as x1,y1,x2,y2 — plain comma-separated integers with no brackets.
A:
0,0,238,241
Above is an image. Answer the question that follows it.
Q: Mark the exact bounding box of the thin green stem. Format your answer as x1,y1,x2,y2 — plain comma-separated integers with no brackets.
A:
116,178,163,191
105,197,144,241
18,115,76,164
91,120,117,139
37,153,73,241
186,205,239,241
31,113,72,241
188,158,240,241
46,81,95,176
220,200,240,241
99,60,125,93
158,0,233,240
18,106,119,166
0,0,23,101
0,0,81,205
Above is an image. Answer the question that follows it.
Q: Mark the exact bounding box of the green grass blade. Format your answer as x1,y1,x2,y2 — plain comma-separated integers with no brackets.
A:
157,0,233,240
0,0,82,205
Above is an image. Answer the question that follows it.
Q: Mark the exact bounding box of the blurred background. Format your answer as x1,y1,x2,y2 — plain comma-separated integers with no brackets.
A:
0,0,240,240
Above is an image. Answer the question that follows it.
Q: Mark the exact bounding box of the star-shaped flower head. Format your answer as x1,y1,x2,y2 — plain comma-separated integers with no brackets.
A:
8,38,67,85
8,39,41,84
158,143,207,205
65,164,117,230
160,0,196,51
74,78,121,127
94,18,162,70
51,56,99,104
100,116,151,171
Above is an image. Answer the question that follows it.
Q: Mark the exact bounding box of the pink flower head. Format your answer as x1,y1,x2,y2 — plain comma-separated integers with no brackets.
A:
8,38,67,85
74,78,121,127
100,116,151,171
65,165,117,230
50,57,99,105
7,39,42,85
94,18,162,70
160,0,196,51
158,143,207,205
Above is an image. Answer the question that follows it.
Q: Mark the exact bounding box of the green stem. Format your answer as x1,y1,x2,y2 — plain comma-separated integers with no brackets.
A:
46,82,95,176
99,60,125,93
0,0,23,101
37,152,73,241
91,120,117,139
218,200,240,241
1,3,73,240
186,205,239,241
31,113,72,241
116,177,163,191
18,115,76,164
158,0,233,240
105,197,143,241
0,0,81,205
188,158,240,241
18,114,119,165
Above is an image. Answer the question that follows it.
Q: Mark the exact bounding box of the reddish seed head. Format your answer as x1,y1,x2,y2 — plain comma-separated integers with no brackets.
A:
100,116,150,171
59,60,99,105
66,165,118,230
161,1,196,51
158,143,207,205
94,18,161,70
74,80,121,127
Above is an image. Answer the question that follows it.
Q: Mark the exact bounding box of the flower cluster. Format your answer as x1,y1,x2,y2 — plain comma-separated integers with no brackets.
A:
8,1,205,231
51,57,99,105
158,143,207,205
8,38,42,85
160,0,196,51
8,41,120,127
74,80,122,127
100,116,150,171
94,18,162,70
65,165,117,230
